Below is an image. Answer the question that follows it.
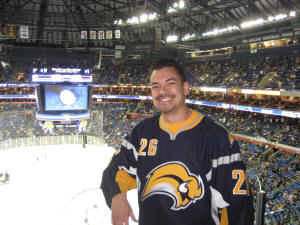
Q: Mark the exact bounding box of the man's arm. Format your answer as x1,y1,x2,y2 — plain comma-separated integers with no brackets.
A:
100,138,138,224
210,131,254,225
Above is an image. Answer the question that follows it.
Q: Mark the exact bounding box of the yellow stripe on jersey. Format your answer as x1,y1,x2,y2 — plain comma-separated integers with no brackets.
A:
227,131,235,145
220,208,229,225
115,170,136,194
159,110,204,140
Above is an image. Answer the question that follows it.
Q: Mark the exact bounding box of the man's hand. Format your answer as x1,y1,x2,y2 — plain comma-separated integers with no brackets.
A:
111,193,138,225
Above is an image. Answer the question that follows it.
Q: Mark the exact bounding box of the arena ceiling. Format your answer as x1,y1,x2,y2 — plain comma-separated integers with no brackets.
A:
0,0,300,52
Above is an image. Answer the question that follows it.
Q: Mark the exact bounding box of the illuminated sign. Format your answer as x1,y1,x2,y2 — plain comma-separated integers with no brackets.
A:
35,112,90,121
32,68,90,75
51,68,81,74
0,94,35,99
200,87,227,92
241,89,280,96
32,74,92,83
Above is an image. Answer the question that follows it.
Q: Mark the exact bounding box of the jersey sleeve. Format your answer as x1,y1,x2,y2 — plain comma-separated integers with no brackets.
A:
100,130,138,208
209,130,254,225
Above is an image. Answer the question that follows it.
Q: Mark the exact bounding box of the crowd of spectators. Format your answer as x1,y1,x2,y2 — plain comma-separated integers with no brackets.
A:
93,56,300,90
0,100,299,224
185,56,300,90
96,61,149,86
195,106,300,148
189,92,300,112
0,54,95,83
0,51,300,224
0,61,29,83
91,56,300,90
1,54,299,90
246,149,300,224
0,99,299,148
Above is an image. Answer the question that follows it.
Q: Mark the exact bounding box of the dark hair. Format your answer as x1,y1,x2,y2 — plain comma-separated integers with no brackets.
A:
149,58,186,82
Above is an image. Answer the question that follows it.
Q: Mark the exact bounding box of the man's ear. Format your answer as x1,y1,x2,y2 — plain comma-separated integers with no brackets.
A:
183,81,190,96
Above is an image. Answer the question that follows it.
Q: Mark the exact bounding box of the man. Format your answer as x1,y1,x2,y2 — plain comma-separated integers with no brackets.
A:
101,58,254,225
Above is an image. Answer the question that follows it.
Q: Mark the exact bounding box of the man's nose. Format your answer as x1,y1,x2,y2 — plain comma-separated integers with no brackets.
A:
158,84,168,95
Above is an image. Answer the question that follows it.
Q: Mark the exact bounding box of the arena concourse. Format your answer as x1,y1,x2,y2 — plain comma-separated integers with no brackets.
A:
0,0,300,225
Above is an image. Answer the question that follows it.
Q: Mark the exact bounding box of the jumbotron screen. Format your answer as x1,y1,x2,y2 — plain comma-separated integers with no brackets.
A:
44,85,88,111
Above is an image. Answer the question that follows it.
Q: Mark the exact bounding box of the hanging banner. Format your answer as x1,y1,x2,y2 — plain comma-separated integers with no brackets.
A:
7,24,16,38
115,30,121,39
20,26,29,39
0,24,2,36
98,31,104,39
106,30,112,39
115,50,122,59
81,31,87,39
90,31,96,39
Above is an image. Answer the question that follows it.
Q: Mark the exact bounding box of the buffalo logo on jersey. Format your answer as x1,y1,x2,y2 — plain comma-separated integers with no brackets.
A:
141,161,204,210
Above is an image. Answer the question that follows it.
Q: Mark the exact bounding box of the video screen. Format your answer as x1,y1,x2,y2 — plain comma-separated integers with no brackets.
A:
44,85,88,111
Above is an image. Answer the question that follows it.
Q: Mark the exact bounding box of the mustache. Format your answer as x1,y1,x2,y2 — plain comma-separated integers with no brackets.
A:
156,94,175,100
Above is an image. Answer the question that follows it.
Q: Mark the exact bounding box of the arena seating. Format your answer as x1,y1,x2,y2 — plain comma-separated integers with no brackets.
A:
0,51,299,224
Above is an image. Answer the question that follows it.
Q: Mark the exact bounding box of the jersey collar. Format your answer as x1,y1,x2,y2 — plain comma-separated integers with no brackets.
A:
159,110,204,140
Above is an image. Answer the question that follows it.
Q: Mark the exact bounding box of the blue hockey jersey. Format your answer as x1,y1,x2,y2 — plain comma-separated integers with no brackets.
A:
101,110,254,225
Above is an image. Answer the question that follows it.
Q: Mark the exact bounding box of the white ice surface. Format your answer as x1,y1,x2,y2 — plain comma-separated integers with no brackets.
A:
0,144,139,225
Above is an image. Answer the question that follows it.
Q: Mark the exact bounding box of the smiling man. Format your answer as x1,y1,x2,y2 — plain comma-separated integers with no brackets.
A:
101,58,254,225
150,64,190,123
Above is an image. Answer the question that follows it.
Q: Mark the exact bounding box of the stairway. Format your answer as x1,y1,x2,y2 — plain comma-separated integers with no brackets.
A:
257,72,273,88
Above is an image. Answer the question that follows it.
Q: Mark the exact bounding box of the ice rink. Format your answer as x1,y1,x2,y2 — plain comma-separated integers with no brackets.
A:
0,144,139,225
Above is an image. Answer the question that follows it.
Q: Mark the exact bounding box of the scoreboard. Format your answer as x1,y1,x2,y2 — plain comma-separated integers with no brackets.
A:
32,67,93,122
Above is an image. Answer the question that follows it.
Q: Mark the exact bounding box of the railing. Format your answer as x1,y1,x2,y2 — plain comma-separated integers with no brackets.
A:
0,135,105,150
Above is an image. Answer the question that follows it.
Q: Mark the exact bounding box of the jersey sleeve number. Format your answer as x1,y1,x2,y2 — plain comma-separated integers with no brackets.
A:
232,170,247,195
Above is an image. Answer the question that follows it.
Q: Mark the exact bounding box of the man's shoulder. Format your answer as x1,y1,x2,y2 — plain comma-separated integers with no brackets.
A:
201,115,227,134
199,115,233,147
133,114,160,130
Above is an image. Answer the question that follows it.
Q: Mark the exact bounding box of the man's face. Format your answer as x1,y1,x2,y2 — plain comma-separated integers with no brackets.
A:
150,66,189,115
